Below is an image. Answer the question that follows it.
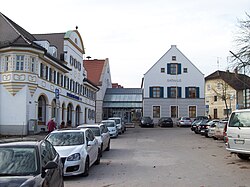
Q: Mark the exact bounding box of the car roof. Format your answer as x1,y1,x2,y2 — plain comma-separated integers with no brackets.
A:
78,124,101,128
50,128,87,133
0,138,41,147
101,120,116,122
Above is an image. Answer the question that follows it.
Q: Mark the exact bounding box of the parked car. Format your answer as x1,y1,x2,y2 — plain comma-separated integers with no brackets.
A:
77,124,111,156
108,117,126,134
200,119,219,137
226,109,250,160
140,116,154,128
158,117,173,127
46,128,101,177
177,117,192,127
191,120,201,131
213,121,227,140
207,121,218,138
101,120,119,138
194,119,209,134
0,138,64,187
194,116,209,121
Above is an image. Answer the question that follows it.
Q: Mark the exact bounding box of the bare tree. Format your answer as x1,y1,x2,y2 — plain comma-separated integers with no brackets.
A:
212,80,231,118
231,13,250,73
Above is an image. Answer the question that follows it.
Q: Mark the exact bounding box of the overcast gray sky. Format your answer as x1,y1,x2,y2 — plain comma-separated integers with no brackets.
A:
2,0,250,87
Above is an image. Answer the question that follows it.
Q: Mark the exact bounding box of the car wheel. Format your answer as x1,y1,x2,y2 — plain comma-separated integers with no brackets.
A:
95,149,101,165
105,140,110,151
237,153,250,160
213,136,218,140
82,157,89,177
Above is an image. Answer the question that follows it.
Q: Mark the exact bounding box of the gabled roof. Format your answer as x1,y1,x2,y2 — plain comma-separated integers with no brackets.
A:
84,59,107,86
205,70,250,90
0,12,70,71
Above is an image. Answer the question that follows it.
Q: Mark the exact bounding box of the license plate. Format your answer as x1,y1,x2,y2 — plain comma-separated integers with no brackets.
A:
200,130,205,133
234,139,245,144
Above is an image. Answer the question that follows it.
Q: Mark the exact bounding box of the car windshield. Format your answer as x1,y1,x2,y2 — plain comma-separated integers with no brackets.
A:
88,127,101,136
182,117,191,120
47,132,84,146
0,147,37,175
229,111,250,127
142,117,151,121
110,119,120,124
102,122,115,127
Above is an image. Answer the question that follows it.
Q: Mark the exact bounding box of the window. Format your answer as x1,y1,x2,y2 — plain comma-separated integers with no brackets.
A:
189,106,196,118
5,56,10,72
172,56,176,61
161,68,165,73
207,84,211,91
16,55,24,71
214,96,217,102
185,87,199,98
183,68,188,73
171,106,178,118
31,57,35,73
167,87,181,98
40,63,44,77
149,87,163,98
49,68,52,81
153,106,160,118
167,63,181,75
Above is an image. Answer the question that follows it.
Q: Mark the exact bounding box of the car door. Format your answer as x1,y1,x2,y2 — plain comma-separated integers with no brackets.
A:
40,140,63,187
85,130,97,166
100,125,109,149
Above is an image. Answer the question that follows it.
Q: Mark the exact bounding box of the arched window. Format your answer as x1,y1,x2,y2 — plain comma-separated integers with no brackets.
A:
51,99,56,118
75,106,81,126
38,95,47,125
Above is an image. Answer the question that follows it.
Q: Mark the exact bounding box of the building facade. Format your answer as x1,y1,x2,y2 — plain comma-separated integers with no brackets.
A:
84,59,112,123
143,45,205,123
205,70,250,119
0,13,98,135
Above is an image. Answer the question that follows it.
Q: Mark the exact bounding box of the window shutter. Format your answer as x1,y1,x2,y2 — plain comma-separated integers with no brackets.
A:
167,64,171,74
149,87,153,98
160,87,164,98
178,87,181,98
167,87,170,98
185,87,189,98
196,87,200,98
178,64,181,74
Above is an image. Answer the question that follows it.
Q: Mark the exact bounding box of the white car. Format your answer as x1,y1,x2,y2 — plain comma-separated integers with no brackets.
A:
226,109,250,160
108,117,126,134
101,120,119,138
46,128,100,177
77,124,111,156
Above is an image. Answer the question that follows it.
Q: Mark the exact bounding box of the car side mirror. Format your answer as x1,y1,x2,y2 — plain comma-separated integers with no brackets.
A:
88,141,94,146
42,161,58,178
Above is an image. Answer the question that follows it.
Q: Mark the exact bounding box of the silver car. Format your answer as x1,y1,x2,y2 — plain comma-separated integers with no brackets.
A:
77,124,111,156
108,117,126,134
101,120,119,138
46,128,101,177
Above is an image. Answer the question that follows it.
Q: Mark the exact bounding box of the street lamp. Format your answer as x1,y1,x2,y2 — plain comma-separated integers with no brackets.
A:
229,51,247,109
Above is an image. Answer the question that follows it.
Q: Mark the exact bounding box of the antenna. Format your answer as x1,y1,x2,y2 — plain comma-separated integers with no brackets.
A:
217,57,220,70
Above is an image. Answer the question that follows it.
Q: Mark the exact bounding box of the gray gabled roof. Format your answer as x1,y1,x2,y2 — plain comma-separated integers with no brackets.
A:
0,12,70,71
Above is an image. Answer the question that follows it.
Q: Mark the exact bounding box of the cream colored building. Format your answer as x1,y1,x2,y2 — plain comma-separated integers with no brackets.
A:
205,70,250,119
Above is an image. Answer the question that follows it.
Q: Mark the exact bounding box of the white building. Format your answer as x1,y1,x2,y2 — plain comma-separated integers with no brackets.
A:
142,45,205,123
0,12,98,135
84,59,112,123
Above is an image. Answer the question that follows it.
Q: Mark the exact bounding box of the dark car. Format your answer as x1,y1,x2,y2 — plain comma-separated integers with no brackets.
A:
199,119,219,137
0,138,64,187
140,116,154,127
194,119,209,134
191,120,201,131
158,117,173,127
194,116,209,121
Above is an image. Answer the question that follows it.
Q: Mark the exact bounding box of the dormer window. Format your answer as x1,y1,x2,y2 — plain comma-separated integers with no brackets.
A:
75,38,78,44
172,56,176,61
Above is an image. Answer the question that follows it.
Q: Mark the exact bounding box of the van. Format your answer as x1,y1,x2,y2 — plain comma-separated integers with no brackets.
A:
226,109,250,160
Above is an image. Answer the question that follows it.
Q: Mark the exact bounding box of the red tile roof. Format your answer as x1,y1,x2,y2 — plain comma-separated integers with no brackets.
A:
84,59,106,86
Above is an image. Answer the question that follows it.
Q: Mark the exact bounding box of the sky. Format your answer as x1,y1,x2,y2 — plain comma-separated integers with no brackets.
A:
2,0,250,88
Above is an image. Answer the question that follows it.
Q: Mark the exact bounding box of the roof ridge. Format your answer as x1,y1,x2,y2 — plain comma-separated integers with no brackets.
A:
0,12,31,44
